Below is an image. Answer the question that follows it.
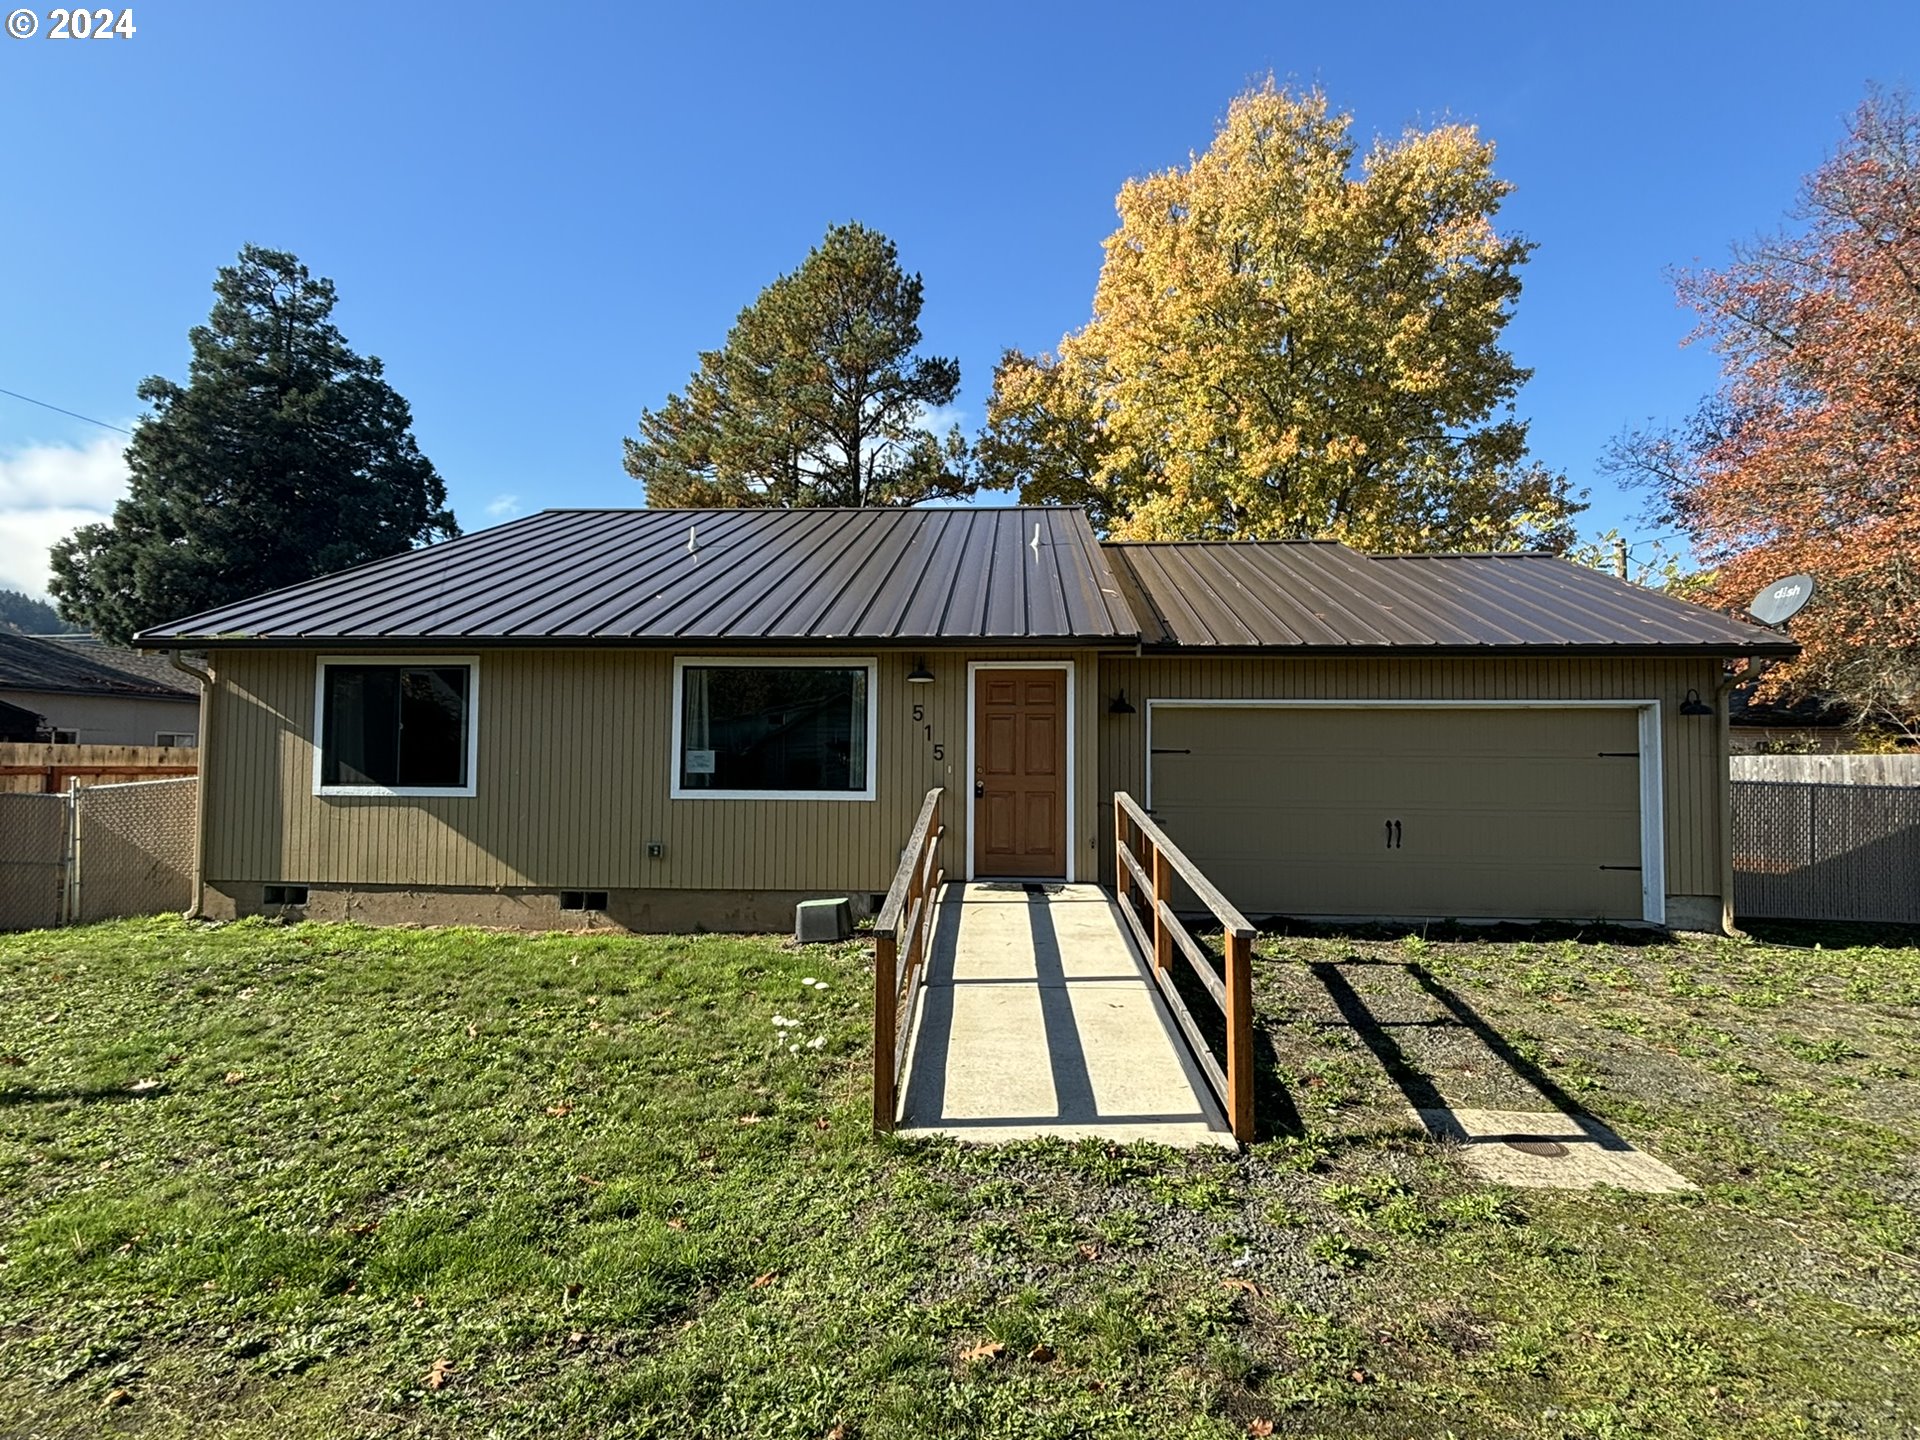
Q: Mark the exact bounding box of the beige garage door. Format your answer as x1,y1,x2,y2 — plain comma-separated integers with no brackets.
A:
1150,706,1647,921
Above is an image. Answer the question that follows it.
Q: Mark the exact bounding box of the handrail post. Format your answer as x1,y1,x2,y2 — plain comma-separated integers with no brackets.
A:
1224,929,1254,1143
1113,794,1127,905
1151,840,1172,974
874,927,897,1132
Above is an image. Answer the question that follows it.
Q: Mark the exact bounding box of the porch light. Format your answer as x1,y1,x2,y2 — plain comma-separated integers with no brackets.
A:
1109,688,1136,715
1679,688,1714,716
906,658,934,684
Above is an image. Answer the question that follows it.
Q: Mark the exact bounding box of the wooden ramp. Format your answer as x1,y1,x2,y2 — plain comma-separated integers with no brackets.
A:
892,883,1235,1148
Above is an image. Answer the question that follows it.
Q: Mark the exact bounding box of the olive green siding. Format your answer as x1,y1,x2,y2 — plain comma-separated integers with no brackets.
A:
202,648,1105,895
201,648,1728,923
1096,656,1728,906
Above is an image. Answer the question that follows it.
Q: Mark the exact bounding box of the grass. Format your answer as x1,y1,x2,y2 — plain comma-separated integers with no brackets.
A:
0,917,1916,1438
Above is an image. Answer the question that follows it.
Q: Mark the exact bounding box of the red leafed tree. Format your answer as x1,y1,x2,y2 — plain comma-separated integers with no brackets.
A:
1609,87,1920,734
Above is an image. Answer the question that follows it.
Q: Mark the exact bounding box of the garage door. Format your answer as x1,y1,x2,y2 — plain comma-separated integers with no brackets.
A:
1149,706,1649,922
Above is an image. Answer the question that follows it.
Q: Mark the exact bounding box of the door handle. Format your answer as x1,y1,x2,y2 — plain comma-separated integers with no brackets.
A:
975,780,985,799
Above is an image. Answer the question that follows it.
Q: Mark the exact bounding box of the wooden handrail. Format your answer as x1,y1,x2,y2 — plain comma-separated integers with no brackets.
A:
1113,791,1256,1142
874,787,944,1133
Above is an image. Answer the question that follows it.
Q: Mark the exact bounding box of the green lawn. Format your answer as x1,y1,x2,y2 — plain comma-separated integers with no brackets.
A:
0,917,1915,1438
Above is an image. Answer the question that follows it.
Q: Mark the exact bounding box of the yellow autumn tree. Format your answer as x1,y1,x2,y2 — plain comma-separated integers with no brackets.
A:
978,83,1582,547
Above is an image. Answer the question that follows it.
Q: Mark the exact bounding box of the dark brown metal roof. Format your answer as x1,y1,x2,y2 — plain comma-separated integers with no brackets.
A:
134,506,1140,648
1107,542,1798,656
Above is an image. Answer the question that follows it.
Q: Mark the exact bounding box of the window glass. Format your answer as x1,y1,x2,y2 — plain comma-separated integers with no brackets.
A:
321,664,470,790
680,665,868,793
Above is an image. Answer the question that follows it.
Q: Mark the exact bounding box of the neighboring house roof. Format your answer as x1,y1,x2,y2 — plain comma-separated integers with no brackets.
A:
132,506,1796,658
135,507,1139,648
45,636,197,692
1107,541,1797,656
1728,686,1853,729
0,631,197,699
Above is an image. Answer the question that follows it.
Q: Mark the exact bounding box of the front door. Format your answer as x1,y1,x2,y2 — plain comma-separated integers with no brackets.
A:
973,668,1067,878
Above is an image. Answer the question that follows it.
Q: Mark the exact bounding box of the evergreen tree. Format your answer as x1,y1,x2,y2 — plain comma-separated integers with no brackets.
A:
50,246,457,643
0,589,82,634
625,223,969,508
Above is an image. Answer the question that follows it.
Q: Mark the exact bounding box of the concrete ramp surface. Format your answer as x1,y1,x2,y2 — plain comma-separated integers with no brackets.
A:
895,883,1234,1148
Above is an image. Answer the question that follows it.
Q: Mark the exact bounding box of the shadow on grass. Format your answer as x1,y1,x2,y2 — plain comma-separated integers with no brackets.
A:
1296,958,1626,1147
0,1084,161,1107
1740,917,1920,949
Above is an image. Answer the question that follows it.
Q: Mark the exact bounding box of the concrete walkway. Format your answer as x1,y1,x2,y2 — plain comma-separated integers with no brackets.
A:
895,883,1235,1148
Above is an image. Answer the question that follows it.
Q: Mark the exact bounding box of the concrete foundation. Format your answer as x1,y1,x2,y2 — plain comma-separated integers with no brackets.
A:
203,882,877,934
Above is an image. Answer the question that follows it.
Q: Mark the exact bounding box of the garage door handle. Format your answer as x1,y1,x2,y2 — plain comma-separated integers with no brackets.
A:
1385,819,1402,850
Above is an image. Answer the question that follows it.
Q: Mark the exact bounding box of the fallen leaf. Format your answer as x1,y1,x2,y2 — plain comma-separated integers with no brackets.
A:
349,1221,378,1236
465,1022,478,1038
736,1114,763,1126
1221,1277,1262,1296
1349,1368,1373,1385
426,1357,454,1391
411,1295,426,1309
576,1174,602,1188
960,1340,1006,1363
102,1388,133,1409
1076,1243,1100,1260
666,1217,686,1230
814,1116,831,1131
826,1426,847,1440
1027,1342,1056,1363
566,1330,588,1348
222,1071,247,1085
750,1271,776,1289
564,1282,584,1301
545,1104,572,1117
126,1078,160,1093
1248,1421,1274,1438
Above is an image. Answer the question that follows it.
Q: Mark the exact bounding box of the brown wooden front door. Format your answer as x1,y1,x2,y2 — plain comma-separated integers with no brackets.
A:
974,668,1068,878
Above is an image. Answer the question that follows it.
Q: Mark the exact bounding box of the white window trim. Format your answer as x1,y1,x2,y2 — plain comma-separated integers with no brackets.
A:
155,731,197,747
312,654,480,798
1143,698,1665,926
669,656,879,802
965,660,1077,883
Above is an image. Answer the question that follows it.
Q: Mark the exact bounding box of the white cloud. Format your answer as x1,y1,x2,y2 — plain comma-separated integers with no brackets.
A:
0,434,130,597
913,403,967,437
484,493,522,520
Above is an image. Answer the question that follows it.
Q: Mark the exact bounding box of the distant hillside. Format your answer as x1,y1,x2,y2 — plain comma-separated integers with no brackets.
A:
0,590,84,635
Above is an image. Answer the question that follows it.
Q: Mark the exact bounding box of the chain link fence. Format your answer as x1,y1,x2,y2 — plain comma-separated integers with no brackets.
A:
73,777,197,924
0,793,70,930
1733,780,1920,924
0,777,196,931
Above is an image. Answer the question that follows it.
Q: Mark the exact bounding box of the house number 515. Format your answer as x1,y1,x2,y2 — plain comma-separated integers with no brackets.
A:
912,704,944,762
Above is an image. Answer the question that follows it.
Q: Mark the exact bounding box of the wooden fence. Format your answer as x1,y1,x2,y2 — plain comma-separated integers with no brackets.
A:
0,741,197,795
1113,791,1257,1143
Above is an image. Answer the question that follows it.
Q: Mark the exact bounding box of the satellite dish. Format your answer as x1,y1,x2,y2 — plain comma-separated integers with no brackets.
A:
1748,574,1816,627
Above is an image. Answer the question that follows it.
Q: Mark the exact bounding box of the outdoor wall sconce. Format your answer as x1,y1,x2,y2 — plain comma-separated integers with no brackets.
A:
906,658,934,684
1679,688,1714,716
1109,688,1136,715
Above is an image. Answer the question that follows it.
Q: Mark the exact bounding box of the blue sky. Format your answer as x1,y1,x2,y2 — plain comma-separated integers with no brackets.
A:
2,0,1915,597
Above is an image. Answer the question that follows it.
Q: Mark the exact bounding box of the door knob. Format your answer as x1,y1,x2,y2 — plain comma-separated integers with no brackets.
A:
975,779,985,798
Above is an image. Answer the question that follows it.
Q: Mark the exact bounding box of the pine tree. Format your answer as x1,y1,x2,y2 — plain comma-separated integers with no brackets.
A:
625,223,969,508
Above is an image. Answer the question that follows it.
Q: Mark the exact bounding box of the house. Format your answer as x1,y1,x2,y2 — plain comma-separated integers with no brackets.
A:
0,632,200,747
1727,685,1862,754
133,506,1795,934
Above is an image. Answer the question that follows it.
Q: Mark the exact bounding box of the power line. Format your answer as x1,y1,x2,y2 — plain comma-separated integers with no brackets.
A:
0,386,132,436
